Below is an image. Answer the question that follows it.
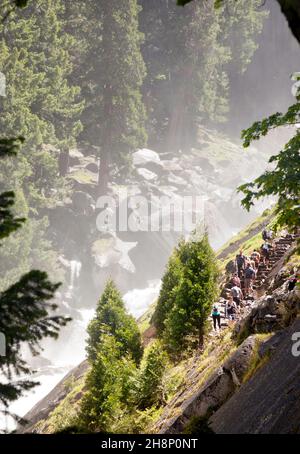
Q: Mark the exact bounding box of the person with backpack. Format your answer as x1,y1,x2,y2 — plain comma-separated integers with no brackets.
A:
212,304,221,331
251,249,260,269
244,263,256,295
261,241,271,265
227,299,237,320
236,250,247,278
231,284,244,305
230,273,241,288
262,229,268,241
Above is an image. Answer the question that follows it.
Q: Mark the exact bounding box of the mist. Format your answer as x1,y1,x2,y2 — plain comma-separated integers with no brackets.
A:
0,0,299,432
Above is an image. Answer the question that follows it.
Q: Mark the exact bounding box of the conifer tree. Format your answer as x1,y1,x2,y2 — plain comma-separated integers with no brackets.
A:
0,138,70,426
79,335,136,433
72,0,147,193
86,280,143,365
154,235,219,355
0,0,83,289
135,340,168,410
139,0,267,152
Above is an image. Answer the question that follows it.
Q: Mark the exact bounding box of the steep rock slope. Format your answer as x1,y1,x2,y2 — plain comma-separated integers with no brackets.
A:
210,317,300,434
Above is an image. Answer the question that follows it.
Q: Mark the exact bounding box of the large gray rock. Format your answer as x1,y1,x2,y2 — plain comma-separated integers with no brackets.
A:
155,336,257,434
133,148,161,166
210,318,300,434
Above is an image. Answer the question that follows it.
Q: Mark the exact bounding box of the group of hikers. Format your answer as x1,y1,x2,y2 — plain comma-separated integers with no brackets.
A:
211,228,275,331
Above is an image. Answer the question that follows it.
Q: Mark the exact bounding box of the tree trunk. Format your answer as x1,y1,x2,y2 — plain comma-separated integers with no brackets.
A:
58,149,69,177
97,148,109,196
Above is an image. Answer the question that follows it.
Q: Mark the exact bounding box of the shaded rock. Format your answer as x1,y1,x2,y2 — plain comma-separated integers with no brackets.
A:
136,167,158,181
85,162,99,173
210,318,300,434
69,148,84,166
156,336,257,434
223,336,257,382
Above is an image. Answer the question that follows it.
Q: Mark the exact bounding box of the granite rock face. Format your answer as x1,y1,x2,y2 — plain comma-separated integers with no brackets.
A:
210,318,300,434
154,336,257,434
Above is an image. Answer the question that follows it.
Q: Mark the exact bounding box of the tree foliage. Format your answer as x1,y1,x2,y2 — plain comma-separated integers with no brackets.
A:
140,0,267,152
153,235,219,355
177,0,300,46
86,280,143,366
0,142,70,425
134,340,168,410
78,280,144,432
238,75,300,233
79,335,136,433
68,0,147,193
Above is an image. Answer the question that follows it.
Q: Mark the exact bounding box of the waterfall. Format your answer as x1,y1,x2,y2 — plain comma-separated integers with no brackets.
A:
64,259,82,301
123,280,161,318
69,260,82,290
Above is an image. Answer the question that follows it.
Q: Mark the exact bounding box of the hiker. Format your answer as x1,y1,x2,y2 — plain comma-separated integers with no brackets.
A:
251,249,260,269
262,228,273,243
262,229,268,241
227,299,237,320
261,241,271,265
230,273,241,288
231,284,244,306
225,259,237,275
244,263,256,295
212,304,221,331
236,250,247,278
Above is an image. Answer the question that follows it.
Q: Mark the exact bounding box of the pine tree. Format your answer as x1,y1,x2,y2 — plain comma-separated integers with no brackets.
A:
86,280,143,365
152,249,182,335
80,280,143,432
139,0,267,152
0,0,83,290
0,0,83,208
73,0,147,194
135,340,168,410
0,138,70,426
154,235,219,355
79,335,136,433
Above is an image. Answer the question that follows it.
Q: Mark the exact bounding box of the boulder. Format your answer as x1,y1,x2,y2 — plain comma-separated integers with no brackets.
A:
210,318,300,434
136,167,158,181
69,148,84,166
85,162,99,173
156,336,258,434
133,148,161,166
72,191,95,214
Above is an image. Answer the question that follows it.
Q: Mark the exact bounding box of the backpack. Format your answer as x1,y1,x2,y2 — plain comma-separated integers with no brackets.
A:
231,286,240,298
236,254,245,266
245,267,255,279
212,305,219,316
